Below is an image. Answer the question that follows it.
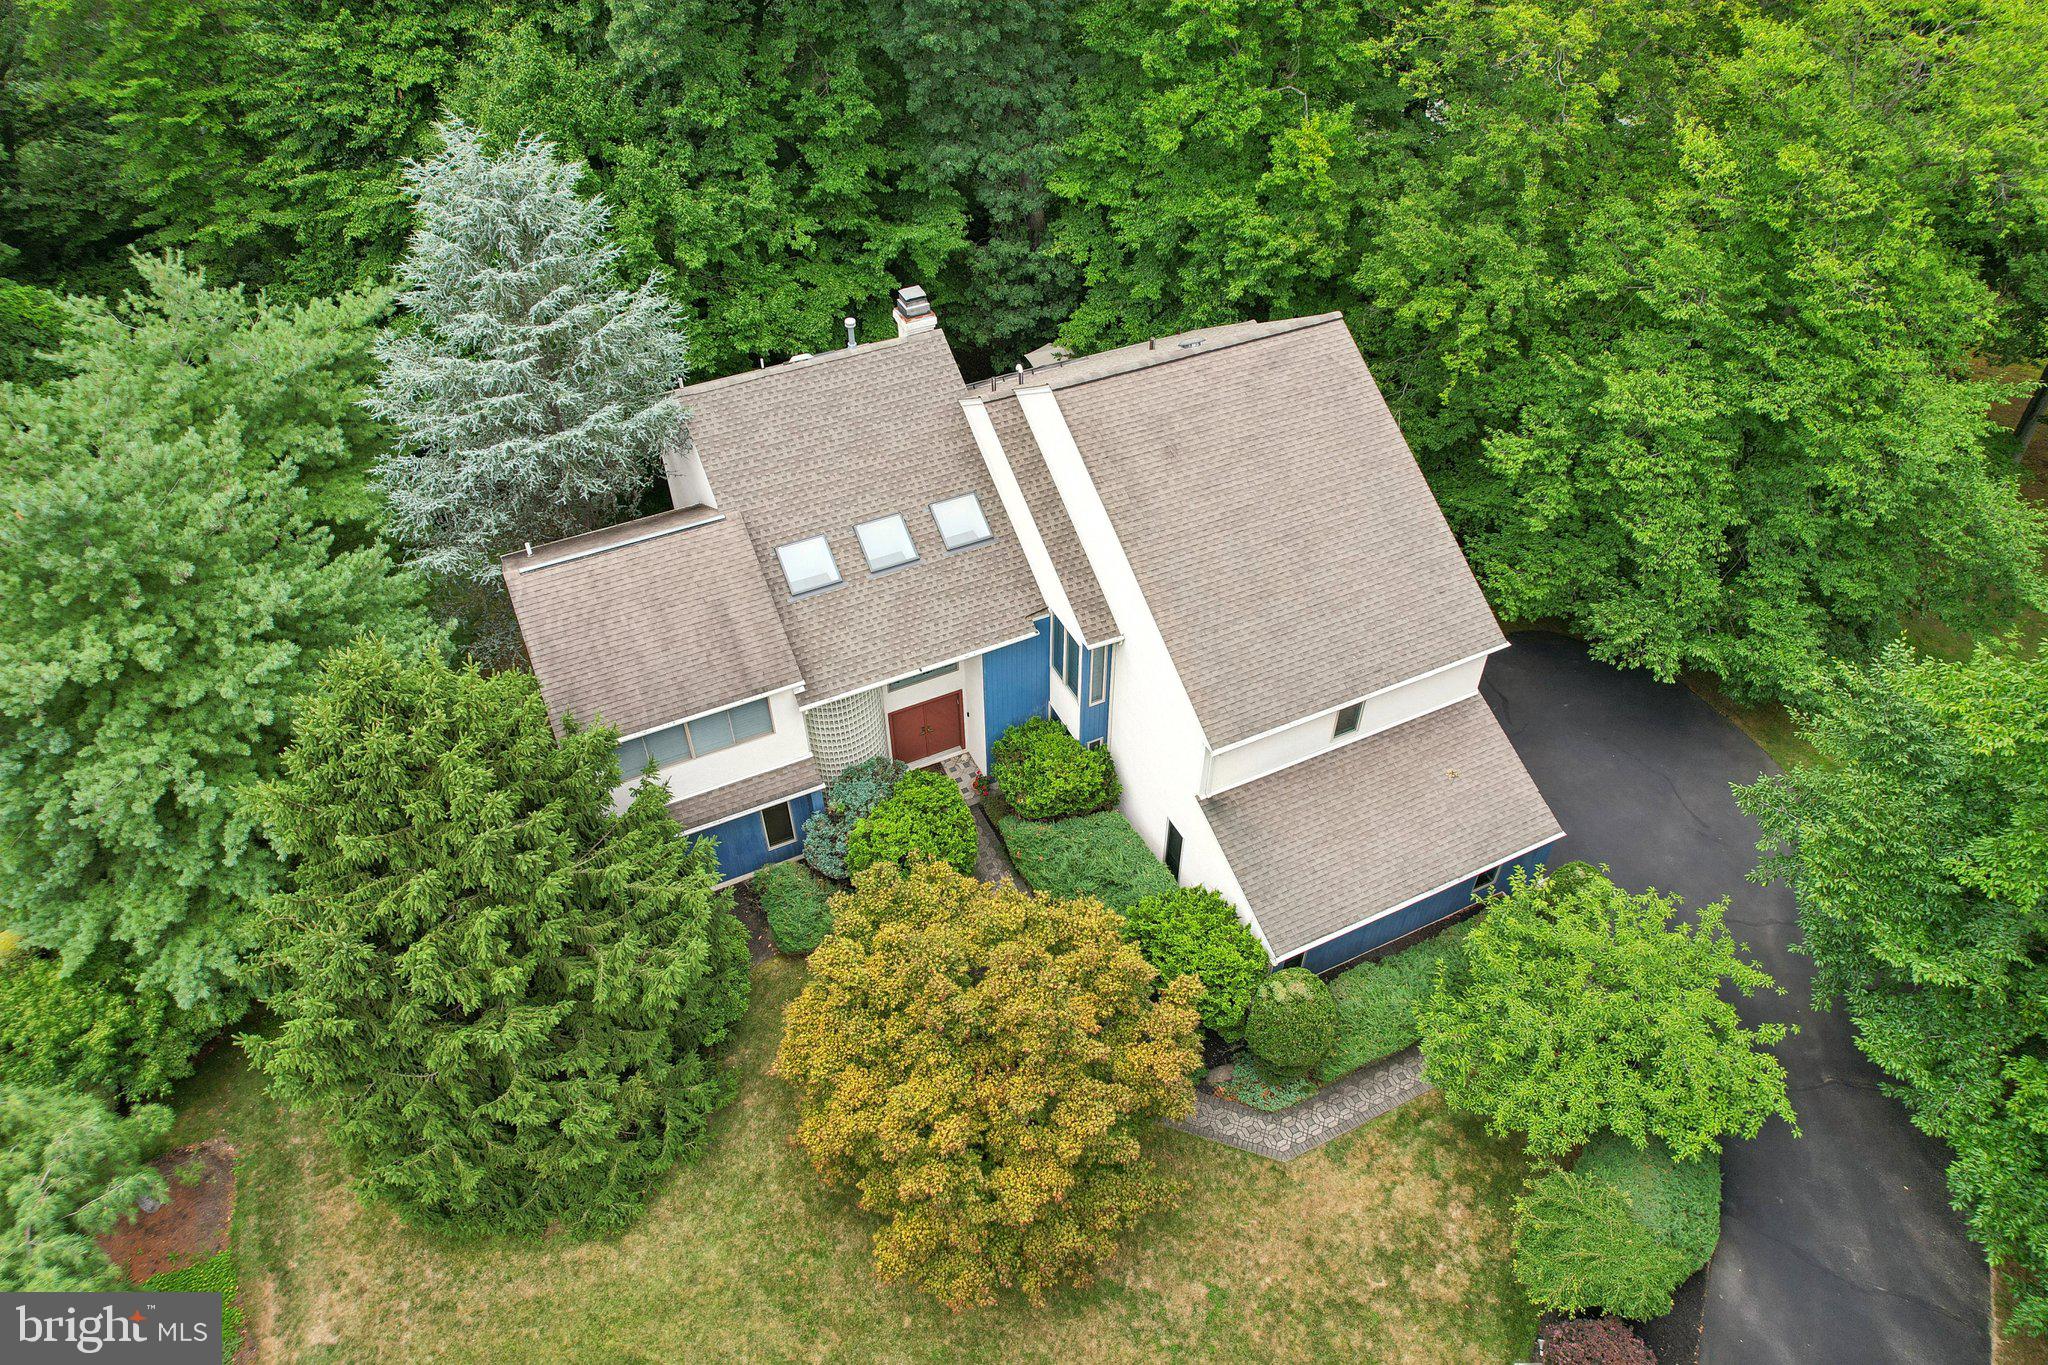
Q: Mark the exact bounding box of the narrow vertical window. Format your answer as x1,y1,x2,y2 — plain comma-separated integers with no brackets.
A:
1165,823,1184,880
1087,644,1111,706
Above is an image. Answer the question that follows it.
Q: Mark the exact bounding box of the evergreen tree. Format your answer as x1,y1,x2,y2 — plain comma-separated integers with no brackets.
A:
368,117,689,591
0,1085,169,1292
0,363,435,1019
249,640,750,1236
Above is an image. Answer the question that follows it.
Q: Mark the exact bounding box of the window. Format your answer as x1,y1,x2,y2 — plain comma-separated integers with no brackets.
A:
1473,865,1500,899
1333,702,1363,738
617,697,775,775
1086,737,1106,750
887,662,959,692
930,493,992,550
776,535,840,595
1164,823,1184,880
854,514,918,573
1050,618,1081,696
1087,644,1111,706
761,801,797,848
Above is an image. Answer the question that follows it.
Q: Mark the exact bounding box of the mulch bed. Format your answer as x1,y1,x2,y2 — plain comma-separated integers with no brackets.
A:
726,880,774,965
99,1140,236,1283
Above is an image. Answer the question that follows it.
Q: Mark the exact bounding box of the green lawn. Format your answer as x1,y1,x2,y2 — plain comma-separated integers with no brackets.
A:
170,957,1537,1363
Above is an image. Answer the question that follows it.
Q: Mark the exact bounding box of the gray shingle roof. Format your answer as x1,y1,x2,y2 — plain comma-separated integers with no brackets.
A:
502,510,802,737
979,395,1118,644
679,329,1047,702
666,756,825,834
1202,696,1562,960
1044,314,1506,748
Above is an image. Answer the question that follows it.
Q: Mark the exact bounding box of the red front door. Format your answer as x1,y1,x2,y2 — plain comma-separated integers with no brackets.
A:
888,692,965,764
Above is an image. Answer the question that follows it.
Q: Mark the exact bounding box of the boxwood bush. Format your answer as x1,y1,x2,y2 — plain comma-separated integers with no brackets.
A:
1245,967,1338,1076
846,769,977,876
802,756,906,879
995,810,1177,909
1121,887,1267,1040
1319,921,1474,1082
1513,1135,1721,1320
989,717,1120,820
755,860,835,954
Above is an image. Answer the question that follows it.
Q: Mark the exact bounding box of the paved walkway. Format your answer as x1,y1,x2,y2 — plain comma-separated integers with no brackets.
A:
1170,1049,1433,1160
973,806,1019,885
1486,633,1986,1364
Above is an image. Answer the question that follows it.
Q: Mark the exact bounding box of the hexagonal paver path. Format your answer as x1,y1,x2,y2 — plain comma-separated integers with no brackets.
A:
1169,1049,1432,1161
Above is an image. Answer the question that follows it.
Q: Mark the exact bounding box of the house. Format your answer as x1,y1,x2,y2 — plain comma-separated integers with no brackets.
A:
503,289,1562,972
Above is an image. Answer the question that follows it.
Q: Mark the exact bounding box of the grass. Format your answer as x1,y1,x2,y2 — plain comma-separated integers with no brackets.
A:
171,957,1538,1363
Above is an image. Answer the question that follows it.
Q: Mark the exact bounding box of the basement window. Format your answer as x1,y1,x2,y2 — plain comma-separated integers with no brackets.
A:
776,535,841,596
761,801,797,849
930,493,992,551
855,514,919,573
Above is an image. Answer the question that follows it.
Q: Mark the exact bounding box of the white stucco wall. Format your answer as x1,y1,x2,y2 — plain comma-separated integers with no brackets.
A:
1048,662,1081,736
960,398,1096,643
1016,388,1259,942
662,440,717,510
1202,652,1495,795
614,687,811,812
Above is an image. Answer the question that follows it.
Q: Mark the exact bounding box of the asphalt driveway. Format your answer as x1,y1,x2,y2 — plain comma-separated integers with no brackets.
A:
1482,633,1987,1364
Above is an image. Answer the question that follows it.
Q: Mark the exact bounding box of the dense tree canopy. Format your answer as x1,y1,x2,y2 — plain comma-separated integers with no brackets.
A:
1739,641,2048,1331
775,860,1202,1307
0,1085,168,1292
250,641,750,1235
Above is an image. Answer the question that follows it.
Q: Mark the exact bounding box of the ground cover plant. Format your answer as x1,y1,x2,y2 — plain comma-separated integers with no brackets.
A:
755,861,835,954
996,810,1178,909
1513,1136,1721,1320
844,769,977,876
990,717,1121,819
1320,921,1475,1083
141,1250,243,1364
775,860,1202,1307
1120,886,1267,1040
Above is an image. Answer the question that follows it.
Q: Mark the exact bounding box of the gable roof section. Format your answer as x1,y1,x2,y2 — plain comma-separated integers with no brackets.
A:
503,509,802,737
678,328,1046,702
978,394,1118,644
1202,696,1562,960
1041,314,1506,748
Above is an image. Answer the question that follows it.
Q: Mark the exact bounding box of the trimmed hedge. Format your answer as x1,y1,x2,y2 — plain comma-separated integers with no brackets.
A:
755,861,834,954
802,757,906,879
989,717,1120,820
1245,967,1337,1076
1121,887,1267,1041
846,769,977,876
1319,921,1474,1082
995,810,1177,909
1513,1135,1721,1320
142,1250,242,1364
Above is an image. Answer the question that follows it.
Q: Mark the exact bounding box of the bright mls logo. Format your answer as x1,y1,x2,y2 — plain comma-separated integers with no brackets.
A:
4,1294,220,1364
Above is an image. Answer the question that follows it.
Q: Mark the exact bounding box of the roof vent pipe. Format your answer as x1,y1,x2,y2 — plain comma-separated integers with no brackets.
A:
843,316,858,349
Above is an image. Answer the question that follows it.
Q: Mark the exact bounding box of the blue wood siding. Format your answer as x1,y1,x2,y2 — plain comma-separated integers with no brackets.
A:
1078,642,1112,745
1298,838,1562,973
695,788,825,882
981,617,1052,760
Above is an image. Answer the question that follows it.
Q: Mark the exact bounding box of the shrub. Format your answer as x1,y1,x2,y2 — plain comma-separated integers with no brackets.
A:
1536,1317,1656,1365
1419,865,1795,1161
1245,968,1337,1076
802,757,906,879
0,949,218,1102
996,811,1177,909
989,717,1120,819
846,770,977,876
1513,1135,1721,1320
1218,1053,1319,1112
755,861,834,954
143,1250,243,1364
1319,921,1474,1082
775,860,1202,1308
1121,887,1267,1040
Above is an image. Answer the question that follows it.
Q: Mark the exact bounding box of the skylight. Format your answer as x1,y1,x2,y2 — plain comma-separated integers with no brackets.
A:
930,493,992,551
776,535,841,596
855,514,919,573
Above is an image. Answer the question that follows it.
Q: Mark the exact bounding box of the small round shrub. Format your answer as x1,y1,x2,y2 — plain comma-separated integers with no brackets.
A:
1513,1135,1721,1320
1536,1317,1655,1365
846,769,977,876
1121,887,1267,1040
755,860,834,954
802,756,906,879
1245,967,1337,1075
990,717,1120,820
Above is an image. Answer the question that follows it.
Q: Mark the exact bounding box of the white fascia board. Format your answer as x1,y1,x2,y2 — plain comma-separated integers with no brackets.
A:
1276,832,1566,962
1206,645,1508,758
612,681,804,744
959,396,1092,640
796,629,1042,712
513,511,726,574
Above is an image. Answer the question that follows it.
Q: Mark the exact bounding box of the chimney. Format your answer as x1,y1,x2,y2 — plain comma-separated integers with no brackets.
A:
891,285,937,337
843,316,859,349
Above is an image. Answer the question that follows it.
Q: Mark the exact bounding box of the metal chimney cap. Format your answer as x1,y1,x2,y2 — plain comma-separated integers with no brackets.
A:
892,285,933,318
